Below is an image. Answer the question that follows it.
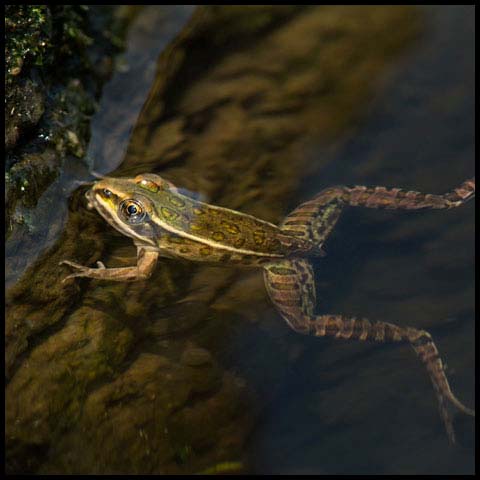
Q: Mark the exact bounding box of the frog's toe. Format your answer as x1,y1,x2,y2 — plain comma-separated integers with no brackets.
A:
62,272,79,283
59,260,83,268
96,261,106,269
62,269,91,283
62,274,72,283
60,260,92,282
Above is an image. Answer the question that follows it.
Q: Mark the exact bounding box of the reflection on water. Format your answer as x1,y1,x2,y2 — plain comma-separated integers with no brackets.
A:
5,5,474,475
87,5,196,174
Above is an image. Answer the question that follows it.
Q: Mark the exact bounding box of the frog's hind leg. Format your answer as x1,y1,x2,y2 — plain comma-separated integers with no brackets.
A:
281,178,475,247
280,193,344,248
263,258,474,444
263,258,316,334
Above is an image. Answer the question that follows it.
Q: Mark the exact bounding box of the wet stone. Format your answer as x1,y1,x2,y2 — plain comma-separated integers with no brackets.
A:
180,346,213,367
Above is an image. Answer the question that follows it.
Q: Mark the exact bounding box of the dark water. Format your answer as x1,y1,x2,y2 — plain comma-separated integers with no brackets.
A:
6,5,474,475
247,5,475,474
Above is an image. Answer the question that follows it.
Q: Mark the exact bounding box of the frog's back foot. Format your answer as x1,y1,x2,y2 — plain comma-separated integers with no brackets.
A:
449,177,475,205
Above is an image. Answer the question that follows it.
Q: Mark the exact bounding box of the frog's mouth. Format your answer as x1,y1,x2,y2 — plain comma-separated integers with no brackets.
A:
84,188,117,227
85,188,116,224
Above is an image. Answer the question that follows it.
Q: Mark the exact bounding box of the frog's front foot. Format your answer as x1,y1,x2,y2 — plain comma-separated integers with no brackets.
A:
59,260,106,282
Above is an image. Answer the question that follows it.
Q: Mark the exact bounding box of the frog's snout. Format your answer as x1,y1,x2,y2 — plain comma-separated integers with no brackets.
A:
85,188,95,210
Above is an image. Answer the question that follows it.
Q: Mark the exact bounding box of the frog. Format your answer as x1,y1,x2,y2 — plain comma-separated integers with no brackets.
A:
61,173,475,443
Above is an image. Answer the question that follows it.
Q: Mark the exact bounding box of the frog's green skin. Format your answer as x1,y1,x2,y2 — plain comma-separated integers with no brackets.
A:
62,173,475,444
86,174,324,267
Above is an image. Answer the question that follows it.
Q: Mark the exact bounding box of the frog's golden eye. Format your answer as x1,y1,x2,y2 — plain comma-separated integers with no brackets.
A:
119,199,146,224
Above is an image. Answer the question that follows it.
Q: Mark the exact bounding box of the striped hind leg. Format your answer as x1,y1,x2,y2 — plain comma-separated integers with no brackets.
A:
263,258,317,333
281,178,475,245
264,259,474,444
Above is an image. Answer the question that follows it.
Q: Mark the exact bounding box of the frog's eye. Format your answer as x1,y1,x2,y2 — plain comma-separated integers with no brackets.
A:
119,199,146,224
102,189,113,198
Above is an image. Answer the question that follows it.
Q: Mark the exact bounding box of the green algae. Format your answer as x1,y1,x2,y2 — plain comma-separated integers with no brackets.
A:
5,5,126,236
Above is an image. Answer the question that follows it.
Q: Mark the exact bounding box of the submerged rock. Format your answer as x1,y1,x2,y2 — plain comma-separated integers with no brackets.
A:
6,5,423,474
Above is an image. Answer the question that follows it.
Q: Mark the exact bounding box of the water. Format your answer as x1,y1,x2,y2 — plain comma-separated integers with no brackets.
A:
247,6,475,474
6,5,474,475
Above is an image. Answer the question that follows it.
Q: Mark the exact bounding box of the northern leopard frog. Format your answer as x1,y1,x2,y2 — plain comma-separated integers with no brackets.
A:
62,173,475,444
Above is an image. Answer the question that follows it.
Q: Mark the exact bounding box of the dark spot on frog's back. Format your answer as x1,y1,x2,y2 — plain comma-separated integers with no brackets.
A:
160,207,179,220
168,195,186,208
221,221,240,234
233,238,245,248
189,223,203,232
200,246,212,256
212,231,225,241
253,229,266,245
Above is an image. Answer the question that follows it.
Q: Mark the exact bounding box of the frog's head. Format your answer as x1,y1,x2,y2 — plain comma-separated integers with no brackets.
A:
85,174,174,245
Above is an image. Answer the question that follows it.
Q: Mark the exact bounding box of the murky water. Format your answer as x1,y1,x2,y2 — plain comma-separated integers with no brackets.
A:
6,5,474,475
248,6,475,474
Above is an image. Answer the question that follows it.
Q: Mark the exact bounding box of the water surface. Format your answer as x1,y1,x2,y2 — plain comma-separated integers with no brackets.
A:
5,5,474,475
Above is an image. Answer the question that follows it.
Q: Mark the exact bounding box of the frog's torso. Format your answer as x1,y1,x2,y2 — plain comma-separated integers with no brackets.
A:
86,174,320,267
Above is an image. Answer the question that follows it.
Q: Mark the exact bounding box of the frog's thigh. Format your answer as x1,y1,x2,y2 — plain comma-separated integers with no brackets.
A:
263,258,316,333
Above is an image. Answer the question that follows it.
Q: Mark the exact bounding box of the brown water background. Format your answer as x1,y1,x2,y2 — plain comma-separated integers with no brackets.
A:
5,5,474,474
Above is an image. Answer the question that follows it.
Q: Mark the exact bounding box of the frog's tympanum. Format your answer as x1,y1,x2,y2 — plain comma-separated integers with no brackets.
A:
62,173,475,443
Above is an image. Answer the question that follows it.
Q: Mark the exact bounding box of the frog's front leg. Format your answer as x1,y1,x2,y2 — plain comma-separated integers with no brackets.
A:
60,247,159,282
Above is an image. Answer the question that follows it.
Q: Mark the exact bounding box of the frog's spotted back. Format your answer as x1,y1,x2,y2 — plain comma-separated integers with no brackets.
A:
62,175,475,444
